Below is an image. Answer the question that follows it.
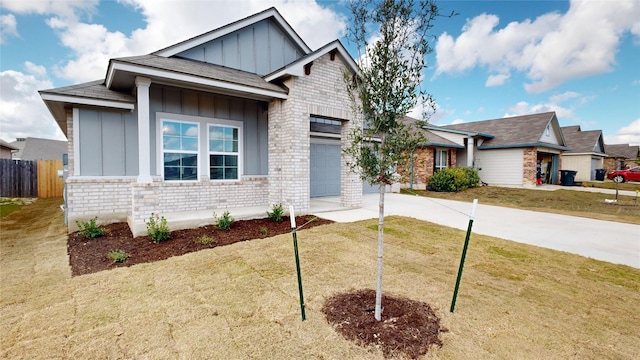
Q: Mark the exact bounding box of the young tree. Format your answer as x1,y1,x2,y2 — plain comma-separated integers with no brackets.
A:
343,0,451,321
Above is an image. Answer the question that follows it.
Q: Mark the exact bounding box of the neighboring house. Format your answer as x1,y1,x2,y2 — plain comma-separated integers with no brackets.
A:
412,112,568,187
604,144,640,171
0,139,18,159
560,126,607,181
40,8,364,236
403,126,464,188
9,137,67,161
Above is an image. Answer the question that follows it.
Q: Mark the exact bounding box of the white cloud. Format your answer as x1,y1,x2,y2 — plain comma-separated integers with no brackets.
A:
38,0,347,83
486,73,510,87
450,119,465,125
604,119,640,146
0,14,19,44
435,0,640,93
0,68,65,141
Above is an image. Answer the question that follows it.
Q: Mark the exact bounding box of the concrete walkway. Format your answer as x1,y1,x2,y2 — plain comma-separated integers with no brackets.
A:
312,193,640,269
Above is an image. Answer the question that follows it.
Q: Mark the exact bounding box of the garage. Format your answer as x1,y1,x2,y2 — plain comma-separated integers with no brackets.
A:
310,142,341,197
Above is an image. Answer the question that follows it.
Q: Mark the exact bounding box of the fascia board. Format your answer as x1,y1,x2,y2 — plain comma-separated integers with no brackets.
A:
109,62,288,100
40,93,135,110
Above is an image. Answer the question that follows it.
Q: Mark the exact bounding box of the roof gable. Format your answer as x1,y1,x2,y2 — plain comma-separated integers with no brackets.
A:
561,126,606,155
154,8,311,76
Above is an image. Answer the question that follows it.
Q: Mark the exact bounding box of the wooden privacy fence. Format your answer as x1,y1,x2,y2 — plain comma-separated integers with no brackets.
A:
0,159,64,198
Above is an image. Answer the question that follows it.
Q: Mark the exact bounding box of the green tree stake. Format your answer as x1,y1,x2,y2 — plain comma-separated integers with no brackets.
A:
450,199,478,313
290,206,306,321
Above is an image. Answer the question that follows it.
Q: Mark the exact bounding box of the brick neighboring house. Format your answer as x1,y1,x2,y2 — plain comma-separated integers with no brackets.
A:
604,144,640,171
408,112,569,187
560,126,607,181
40,8,364,236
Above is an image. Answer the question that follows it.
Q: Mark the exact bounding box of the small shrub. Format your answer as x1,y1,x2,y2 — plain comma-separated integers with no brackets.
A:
194,235,216,245
146,213,170,243
213,211,234,230
266,203,284,222
259,227,269,236
75,217,105,239
428,167,480,192
106,249,129,263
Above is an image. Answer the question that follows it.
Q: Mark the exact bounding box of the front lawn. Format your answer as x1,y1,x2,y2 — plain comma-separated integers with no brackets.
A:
1,199,639,359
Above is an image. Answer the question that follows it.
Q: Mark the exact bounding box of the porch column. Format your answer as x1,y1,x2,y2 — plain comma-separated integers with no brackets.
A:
136,76,153,184
467,137,474,167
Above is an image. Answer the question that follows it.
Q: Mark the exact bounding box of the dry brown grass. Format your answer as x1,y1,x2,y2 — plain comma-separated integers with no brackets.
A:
404,187,640,224
2,199,639,359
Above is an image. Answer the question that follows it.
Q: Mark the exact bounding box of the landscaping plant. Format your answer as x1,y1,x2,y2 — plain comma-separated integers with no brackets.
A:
106,249,129,263
428,167,480,192
266,203,284,222
194,235,216,245
146,213,170,243
75,216,105,239
213,211,234,230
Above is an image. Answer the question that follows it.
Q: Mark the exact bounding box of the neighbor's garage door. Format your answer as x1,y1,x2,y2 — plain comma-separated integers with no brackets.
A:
310,142,341,197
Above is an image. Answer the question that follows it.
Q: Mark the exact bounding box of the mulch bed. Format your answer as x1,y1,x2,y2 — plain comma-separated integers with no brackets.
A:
322,289,446,359
68,215,332,276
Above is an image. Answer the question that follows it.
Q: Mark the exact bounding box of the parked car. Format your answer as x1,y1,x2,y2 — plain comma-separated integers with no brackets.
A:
606,166,640,183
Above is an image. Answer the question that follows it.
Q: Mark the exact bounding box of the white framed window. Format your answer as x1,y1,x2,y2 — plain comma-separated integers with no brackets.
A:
161,119,199,181
435,149,447,172
209,124,240,180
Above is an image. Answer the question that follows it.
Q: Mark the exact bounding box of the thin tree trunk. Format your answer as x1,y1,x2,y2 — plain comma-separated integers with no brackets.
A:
374,183,385,321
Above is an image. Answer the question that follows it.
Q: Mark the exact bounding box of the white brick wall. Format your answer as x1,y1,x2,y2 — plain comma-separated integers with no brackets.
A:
268,52,362,213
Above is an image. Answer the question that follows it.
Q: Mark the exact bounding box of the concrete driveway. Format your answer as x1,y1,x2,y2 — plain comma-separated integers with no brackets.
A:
312,193,640,269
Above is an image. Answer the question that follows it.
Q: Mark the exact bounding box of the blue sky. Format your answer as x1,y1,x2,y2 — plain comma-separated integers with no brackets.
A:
1,0,639,145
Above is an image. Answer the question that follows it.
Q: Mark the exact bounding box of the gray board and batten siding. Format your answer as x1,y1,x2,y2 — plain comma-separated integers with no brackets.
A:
77,86,268,177
78,109,139,176
176,18,305,76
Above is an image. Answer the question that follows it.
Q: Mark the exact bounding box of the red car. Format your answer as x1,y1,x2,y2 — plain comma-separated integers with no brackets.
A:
607,166,640,183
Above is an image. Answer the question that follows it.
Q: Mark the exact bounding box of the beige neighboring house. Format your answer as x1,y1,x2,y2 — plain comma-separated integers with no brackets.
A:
40,8,364,236
0,139,19,159
604,144,640,171
560,126,607,181
9,137,67,161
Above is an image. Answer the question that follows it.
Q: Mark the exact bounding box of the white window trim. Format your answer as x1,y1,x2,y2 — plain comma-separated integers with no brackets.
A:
159,117,200,181
435,149,448,172
156,112,243,182
208,121,243,181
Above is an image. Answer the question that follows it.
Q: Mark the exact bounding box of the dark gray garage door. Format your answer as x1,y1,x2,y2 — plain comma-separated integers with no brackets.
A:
310,143,341,197
363,180,379,194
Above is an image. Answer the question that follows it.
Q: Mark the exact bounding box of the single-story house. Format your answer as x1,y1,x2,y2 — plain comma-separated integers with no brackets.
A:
0,139,19,159
40,8,366,236
560,126,606,181
402,128,464,188
411,112,569,187
604,144,639,171
9,137,68,161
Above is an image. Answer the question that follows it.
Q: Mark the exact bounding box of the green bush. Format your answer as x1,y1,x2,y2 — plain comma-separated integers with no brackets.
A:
259,226,269,236
266,203,284,222
146,213,170,243
428,167,480,192
75,217,105,239
213,211,234,230
106,249,129,263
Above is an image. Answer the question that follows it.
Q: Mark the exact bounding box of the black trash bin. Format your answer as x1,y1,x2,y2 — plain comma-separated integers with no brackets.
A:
560,170,577,186
595,169,606,181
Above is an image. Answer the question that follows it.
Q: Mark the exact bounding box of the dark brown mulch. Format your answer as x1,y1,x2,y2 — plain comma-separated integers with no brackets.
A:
68,215,332,276
322,289,446,359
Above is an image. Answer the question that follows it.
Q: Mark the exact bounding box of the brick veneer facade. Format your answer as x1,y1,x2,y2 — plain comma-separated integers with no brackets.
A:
65,51,362,235
523,147,537,186
403,147,458,188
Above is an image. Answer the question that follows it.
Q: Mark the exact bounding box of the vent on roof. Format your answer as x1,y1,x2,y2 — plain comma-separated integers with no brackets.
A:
16,138,25,142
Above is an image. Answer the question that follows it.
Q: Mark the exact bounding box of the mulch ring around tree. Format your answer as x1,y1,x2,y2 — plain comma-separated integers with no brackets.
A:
68,215,332,277
322,289,446,359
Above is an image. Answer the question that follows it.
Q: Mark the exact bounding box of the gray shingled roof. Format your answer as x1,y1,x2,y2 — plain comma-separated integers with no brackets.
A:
441,112,560,148
0,139,18,151
421,130,464,148
561,126,605,154
111,55,287,94
605,144,640,159
9,137,67,161
39,80,135,103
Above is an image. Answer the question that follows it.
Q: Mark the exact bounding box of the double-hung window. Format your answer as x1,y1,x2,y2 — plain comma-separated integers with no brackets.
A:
162,120,199,181
435,149,447,172
209,125,239,180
